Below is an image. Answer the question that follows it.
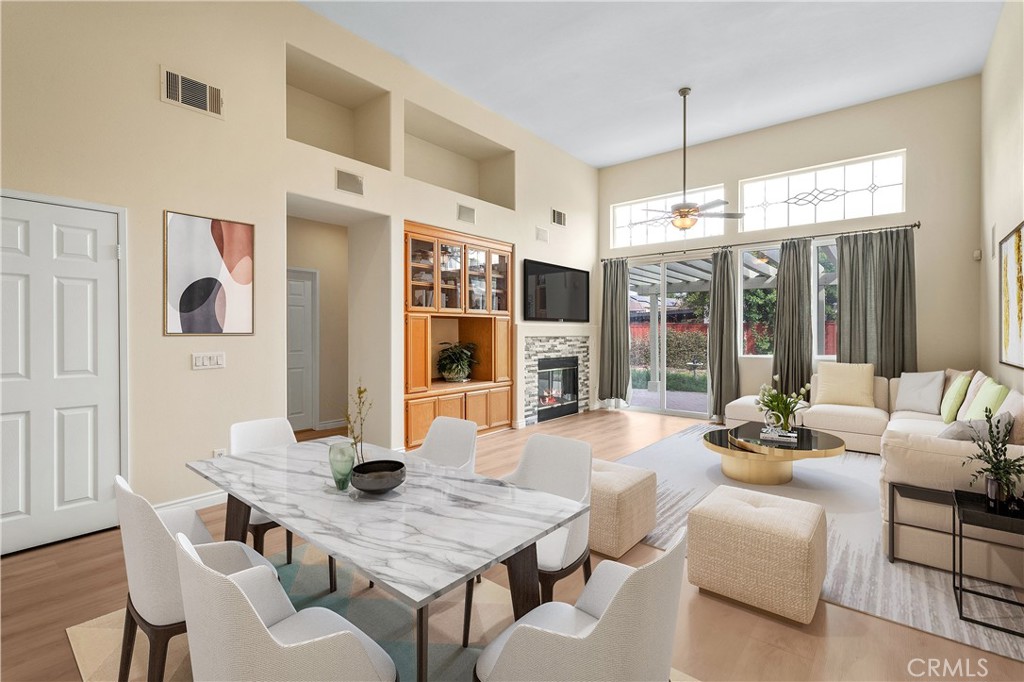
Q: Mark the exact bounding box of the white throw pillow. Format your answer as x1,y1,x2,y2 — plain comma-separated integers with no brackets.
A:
814,362,875,407
938,412,1015,441
893,371,945,415
956,371,989,421
998,389,1024,446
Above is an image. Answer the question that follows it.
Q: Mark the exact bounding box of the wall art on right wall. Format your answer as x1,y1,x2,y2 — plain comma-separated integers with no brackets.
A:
1000,220,1024,369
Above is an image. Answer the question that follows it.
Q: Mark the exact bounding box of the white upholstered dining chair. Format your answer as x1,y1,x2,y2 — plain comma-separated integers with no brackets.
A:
174,533,397,682
114,475,275,682
474,532,687,682
463,434,593,647
415,416,478,472
230,417,338,591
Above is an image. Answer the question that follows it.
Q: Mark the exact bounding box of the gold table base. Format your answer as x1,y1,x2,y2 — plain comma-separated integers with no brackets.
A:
720,455,793,485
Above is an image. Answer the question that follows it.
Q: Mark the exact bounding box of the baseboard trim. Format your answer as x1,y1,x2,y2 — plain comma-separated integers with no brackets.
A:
316,419,346,430
153,490,227,513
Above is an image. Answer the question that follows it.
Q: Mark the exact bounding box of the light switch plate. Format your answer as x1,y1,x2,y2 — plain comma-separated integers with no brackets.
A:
191,352,226,370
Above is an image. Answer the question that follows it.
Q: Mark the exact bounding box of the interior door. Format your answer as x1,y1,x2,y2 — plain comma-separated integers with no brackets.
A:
286,269,316,431
1,196,122,554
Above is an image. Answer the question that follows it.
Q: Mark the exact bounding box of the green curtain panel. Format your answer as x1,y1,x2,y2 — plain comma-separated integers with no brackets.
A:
599,258,630,401
772,238,813,395
836,227,917,378
709,249,740,419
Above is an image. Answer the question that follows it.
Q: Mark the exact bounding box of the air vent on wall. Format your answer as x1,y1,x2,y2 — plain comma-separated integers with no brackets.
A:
551,209,567,227
457,204,476,224
535,226,549,242
336,169,365,196
161,66,223,119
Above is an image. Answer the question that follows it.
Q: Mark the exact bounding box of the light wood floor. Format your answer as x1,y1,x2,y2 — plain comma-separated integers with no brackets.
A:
2,410,1022,681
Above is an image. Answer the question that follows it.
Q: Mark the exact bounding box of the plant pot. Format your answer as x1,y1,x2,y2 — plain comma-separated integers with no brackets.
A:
441,369,470,382
351,460,406,494
328,442,357,491
985,474,1008,513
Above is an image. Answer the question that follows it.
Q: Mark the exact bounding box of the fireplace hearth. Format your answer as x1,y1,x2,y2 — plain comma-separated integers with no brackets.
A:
537,356,579,422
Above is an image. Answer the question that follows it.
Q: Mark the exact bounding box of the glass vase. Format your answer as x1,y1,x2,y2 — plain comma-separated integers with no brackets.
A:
328,442,357,491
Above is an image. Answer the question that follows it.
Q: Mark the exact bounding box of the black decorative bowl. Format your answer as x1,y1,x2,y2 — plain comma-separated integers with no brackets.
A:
350,460,406,494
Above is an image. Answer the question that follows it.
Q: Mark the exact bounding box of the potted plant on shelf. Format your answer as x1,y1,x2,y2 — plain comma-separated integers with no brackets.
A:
754,374,811,433
963,408,1022,514
437,342,477,382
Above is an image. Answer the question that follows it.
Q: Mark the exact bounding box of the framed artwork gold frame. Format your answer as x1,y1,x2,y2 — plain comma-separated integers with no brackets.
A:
999,220,1023,369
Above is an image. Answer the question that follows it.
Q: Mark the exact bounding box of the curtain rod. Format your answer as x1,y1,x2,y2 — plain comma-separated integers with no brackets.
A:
601,221,921,263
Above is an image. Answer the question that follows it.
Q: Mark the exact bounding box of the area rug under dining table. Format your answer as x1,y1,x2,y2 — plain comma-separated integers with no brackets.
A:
619,423,1024,663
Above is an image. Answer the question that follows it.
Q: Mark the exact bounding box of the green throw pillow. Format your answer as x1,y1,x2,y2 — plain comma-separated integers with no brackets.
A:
940,374,971,424
963,378,1010,420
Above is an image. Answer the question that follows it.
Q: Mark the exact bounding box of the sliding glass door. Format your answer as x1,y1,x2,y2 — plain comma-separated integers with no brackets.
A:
628,257,713,417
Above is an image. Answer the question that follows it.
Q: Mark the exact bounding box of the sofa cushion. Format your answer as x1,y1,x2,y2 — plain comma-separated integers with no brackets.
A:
956,371,989,421
885,419,948,437
802,404,889,436
724,395,761,424
939,373,971,423
814,362,875,407
938,412,1014,441
892,371,944,414
963,378,1010,420
889,410,944,423
998,389,1024,445
943,368,974,394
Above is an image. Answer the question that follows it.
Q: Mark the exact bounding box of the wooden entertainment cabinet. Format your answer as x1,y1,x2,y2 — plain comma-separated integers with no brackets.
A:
404,221,515,448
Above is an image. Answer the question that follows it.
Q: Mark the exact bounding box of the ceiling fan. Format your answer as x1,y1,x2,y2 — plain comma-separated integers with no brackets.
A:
638,87,744,230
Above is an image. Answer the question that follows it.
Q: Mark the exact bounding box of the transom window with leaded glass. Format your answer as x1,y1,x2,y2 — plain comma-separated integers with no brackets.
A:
612,185,725,248
739,151,905,232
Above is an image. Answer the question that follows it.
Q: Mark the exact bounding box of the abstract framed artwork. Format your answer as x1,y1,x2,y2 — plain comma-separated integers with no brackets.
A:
1000,220,1023,368
164,211,254,335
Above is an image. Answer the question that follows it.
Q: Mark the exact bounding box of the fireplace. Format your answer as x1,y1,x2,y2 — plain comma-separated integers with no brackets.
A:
536,356,579,422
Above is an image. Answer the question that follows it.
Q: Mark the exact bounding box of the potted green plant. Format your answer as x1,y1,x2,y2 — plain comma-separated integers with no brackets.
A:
963,408,1022,513
437,341,477,382
754,374,811,432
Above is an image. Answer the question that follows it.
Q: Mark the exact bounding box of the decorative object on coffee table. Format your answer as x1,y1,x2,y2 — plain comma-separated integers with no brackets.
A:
328,442,357,490
999,220,1023,369
754,374,810,439
437,341,477,382
963,407,1022,513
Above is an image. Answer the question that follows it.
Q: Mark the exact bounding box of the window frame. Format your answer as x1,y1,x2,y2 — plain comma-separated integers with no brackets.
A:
610,184,727,249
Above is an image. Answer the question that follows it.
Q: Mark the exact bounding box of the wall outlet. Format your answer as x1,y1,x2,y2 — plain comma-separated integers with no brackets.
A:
192,352,226,370
213,448,226,458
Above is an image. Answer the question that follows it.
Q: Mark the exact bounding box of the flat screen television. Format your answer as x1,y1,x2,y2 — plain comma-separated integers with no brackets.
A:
522,259,590,322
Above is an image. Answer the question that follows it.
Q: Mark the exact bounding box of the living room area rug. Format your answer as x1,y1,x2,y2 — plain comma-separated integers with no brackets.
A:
619,423,1024,663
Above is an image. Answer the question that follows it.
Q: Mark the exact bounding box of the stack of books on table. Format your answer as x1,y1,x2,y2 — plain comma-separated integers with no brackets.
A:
760,428,798,443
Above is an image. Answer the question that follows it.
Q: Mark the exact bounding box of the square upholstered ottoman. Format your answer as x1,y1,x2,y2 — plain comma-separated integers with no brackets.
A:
687,486,827,624
588,460,657,559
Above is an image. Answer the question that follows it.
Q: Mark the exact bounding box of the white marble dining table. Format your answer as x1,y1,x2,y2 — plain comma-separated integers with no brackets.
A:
187,436,588,681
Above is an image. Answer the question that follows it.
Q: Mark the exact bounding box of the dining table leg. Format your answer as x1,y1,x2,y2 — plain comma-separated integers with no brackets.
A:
502,543,540,620
416,604,428,682
224,494,252,542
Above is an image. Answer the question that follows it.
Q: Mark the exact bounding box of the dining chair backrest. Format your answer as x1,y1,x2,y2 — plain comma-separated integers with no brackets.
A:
114,475,214,626
416,416,478,472
230,418,296,455
174,533,386,681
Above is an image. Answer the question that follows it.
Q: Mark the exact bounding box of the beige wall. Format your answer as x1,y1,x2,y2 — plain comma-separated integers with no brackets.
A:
981,1,1024,392
598,77,984,396
286,217,349,424
1,1,597,503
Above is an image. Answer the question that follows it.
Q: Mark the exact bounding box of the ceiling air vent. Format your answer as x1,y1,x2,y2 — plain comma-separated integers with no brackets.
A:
456,204,476,225
161,66,223,119
551,209,567,227
535,226,549,242
336,169,365,196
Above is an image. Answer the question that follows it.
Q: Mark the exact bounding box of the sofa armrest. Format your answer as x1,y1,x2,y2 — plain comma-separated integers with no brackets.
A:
880,431,1023,492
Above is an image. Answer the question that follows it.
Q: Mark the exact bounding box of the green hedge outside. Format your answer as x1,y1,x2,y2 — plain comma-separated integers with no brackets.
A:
631,368,707,393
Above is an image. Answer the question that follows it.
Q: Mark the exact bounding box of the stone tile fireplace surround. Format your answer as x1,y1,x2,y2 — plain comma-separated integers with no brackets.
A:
523,336,591,425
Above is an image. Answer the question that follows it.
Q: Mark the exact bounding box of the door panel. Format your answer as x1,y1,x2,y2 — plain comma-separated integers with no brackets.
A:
405,314,431,393
405,397,437,448
465,390,489,430
487,387,511,428
286,272,315,430
493,317,511,383
437,393,464,419
1,196,121,554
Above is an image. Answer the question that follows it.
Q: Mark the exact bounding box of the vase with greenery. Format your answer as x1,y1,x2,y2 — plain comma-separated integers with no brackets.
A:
754,374,811,432
437,342,477,382
963,408,1022,512
331,383,372,490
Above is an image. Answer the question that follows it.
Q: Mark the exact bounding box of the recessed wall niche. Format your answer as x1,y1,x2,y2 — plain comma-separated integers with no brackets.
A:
404,101,516,210
286,45,390,170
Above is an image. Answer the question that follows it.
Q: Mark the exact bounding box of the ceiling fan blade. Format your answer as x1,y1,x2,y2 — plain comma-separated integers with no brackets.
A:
701,212,746,219
698,198,728,211
642,208,671,214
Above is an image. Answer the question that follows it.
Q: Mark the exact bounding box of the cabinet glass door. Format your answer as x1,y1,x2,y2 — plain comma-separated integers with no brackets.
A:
408,237,436,310
467,247,488,312
438,242,464,311
490,251,509,313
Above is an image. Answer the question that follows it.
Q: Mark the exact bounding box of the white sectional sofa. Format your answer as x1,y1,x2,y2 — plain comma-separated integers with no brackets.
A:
725,371,1024,588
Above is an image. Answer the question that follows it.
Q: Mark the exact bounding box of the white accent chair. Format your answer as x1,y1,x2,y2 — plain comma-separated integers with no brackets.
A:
464,434,593,647
114,475,275,682
174,533,397,682
474,532,687,682
415,416,478,472
231,418,339,591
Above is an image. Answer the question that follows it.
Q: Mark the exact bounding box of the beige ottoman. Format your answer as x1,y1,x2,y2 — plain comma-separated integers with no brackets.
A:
588,460,657,559
687,486,827,624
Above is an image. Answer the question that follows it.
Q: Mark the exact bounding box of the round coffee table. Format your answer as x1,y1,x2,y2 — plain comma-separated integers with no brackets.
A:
702,422,845,485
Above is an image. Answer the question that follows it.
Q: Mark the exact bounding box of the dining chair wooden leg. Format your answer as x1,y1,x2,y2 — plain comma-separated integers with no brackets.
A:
250,525,266,555
540,575,555,604
117,597,137,682
329,556,337,593
286,530,293,564
476,574,482,583
147,629,172,682
123,594,187,682
462,578,474,648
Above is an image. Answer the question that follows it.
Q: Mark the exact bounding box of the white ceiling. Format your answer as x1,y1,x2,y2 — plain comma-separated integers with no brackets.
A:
304,1,1004,169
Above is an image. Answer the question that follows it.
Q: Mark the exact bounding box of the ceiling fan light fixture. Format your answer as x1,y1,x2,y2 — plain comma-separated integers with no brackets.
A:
672,215,698,230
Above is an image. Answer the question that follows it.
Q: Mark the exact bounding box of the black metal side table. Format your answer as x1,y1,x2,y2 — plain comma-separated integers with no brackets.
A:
952,490,1024,637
